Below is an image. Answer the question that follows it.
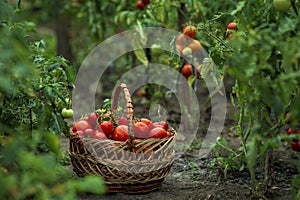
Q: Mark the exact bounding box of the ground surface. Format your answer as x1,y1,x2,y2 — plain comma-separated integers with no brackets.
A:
62,78,300,200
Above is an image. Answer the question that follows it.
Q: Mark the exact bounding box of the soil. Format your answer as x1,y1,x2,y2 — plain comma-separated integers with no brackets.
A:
63,77,300,200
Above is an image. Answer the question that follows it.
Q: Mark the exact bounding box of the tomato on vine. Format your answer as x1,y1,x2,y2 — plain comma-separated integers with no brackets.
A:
136,0,144,10
182,25,197,38
181,64,193,78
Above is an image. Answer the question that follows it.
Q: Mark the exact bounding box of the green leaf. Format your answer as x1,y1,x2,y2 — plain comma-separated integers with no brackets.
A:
132,38,148,65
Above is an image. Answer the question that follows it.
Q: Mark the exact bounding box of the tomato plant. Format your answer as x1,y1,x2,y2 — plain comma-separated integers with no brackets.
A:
0,1,106,199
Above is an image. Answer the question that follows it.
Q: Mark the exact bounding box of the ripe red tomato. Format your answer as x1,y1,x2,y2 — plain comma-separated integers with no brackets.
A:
136,0,144,10
285,113,292,124
85,128,94,135
140,118,154,129
182,25,197,38
134,122,150,138
181,64,193,78
159,121,169,130
290,140,300,152
94,131,107,140
287,128,294,135
148,127,167,138
100,121,113,136
113,125,129,141
142,0,150,5
188,39,202,53
176,34,192,47
75,120,91,131
75,130,85,137
166,131,172,137
227,22,237,30
86,112,98,128
71,125,77,133
227,33,233,40
118,117,128,126
176,45,184,56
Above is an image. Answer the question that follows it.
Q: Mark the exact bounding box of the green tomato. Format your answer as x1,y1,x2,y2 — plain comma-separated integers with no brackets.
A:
61,108,74,118
273,0,291,12
150,44,162,56
182,47,192,56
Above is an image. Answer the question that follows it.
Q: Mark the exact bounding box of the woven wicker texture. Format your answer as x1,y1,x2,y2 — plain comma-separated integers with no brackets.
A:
67,83,176,194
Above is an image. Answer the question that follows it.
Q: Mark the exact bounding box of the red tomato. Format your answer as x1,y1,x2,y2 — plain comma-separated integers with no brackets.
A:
166,131,172,137
74,120,91,131
118,117,128,125
227,22,237,30
85,128,94,135
285,113,292,124
136,0,144,10
71,125,77,133
86,112,98,127
176,45,184,56
176,34,192,47
182,25,197,38
94,131,107,140
140,118,154,129
134,122,150,138
100,121,113,136
113,125,129,141
148,127,167,138
75,130,85,137
188,39,202,53
159,121,169,130
287,128,294,135
181,64,193,78
290,140,300,152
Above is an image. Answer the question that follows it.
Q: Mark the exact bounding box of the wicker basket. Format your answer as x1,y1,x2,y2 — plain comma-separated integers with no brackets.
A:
67,83,176,194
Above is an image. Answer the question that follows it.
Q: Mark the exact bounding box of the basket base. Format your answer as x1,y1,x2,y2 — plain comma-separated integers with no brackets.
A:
106,178,164,194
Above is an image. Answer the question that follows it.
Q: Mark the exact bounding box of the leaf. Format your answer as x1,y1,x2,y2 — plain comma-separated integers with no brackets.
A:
132,38,148,65
230,2,245,16
47,63,60,72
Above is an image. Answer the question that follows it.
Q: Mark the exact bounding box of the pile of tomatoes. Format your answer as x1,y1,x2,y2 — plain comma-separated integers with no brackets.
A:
71,111,174,142
176,25,202,79
285,113,300,152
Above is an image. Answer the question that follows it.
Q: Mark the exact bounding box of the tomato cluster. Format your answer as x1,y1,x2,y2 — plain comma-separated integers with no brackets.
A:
224,22,238,40
176,25,202,79
71,111,174,142
136,0,150,10
285,113,300,152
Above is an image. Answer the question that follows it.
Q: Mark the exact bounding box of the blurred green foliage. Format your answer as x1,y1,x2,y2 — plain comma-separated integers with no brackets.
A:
0,1,105,199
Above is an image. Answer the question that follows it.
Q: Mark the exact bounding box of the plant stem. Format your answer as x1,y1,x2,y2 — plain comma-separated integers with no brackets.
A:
238,101,248,155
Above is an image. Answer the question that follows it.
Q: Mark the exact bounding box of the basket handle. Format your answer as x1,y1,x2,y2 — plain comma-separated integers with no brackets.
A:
111,83,134,138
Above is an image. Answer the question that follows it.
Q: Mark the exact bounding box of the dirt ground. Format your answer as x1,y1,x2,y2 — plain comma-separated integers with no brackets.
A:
63,78,300,200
